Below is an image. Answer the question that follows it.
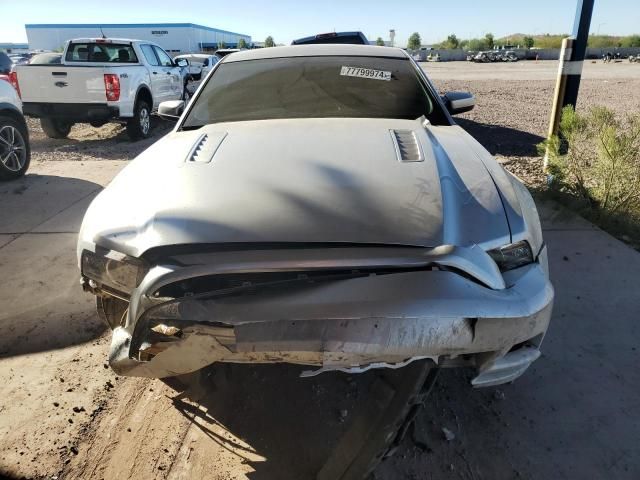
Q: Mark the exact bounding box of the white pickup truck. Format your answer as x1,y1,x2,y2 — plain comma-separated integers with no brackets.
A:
14,38,187,140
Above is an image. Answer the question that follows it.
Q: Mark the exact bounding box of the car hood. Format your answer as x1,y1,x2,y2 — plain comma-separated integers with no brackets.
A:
78,118,511,258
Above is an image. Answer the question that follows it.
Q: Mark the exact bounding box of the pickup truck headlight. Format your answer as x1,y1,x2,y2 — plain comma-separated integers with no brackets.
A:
81,249,147,296
488,241,534,272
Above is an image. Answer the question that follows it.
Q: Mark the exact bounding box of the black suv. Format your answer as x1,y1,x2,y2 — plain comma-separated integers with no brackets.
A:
292,32,369,45
0,52,12,74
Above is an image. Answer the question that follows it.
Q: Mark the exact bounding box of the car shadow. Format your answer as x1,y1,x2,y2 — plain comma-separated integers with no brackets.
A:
0,174,107,357
455,117,545,157
164,363,383,480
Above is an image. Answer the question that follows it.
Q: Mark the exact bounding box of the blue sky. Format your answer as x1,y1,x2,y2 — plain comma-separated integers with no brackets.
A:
1,0,638,45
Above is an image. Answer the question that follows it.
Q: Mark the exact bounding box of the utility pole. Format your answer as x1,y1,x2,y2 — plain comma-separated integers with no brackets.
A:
563,0,595,110
544,0,595,170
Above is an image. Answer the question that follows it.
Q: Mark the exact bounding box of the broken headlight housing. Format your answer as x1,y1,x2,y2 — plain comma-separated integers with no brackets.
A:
81,249,147,297
488,240,534,272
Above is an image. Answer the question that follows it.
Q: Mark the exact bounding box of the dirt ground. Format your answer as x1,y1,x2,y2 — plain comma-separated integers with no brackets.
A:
1,60,639,480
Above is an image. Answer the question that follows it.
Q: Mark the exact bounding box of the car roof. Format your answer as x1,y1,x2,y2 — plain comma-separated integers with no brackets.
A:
175,53,213,58
224,44,408,63
67,38,147,44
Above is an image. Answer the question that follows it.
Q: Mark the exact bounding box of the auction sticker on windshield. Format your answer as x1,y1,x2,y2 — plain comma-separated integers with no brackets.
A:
340,66,392,81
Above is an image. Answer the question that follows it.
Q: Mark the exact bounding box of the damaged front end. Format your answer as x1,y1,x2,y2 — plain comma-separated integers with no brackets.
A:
82,244,553,387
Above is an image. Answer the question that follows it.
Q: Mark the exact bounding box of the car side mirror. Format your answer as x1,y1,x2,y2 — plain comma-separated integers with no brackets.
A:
442,91,475,115
176,59,188,67
158,100,185,120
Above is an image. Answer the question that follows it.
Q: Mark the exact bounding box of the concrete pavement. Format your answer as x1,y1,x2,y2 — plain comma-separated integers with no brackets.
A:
377,199,640,479
0,161,126,478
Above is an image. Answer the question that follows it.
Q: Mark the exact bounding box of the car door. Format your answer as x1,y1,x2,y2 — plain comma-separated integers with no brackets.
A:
153,46,182,100
139,44,167,107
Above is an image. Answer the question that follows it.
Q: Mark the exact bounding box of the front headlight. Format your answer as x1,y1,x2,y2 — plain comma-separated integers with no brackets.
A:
487,240,534,272
81,249,147,296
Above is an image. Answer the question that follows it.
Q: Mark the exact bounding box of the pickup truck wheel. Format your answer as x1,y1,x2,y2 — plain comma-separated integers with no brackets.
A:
40,118,72,139
0,116,30,180
127,100,151,140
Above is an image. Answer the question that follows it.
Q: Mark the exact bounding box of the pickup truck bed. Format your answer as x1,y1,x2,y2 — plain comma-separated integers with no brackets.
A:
20,65,128,123
15,38,185,140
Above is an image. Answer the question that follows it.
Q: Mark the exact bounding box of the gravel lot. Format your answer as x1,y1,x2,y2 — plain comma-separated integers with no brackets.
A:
426,61,640,188
1,60,639,480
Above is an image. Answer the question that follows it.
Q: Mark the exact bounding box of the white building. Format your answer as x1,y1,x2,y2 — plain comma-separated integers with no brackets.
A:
25,23,251,54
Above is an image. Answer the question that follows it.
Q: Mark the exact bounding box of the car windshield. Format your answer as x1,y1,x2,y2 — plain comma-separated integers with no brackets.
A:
180,56,205,65
182,56,441,128
65,42,138,63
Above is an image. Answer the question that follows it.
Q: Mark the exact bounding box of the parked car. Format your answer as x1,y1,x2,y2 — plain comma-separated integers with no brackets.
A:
0,52,11,75
0,52,20,95
213,48,241,60
8,54,31,66
173,53,220,100
471,51,503,63
14,38,188,140
0,79,30,180
28,52,62,65
502,51,519,62
78,44,553,387
173,54,219,81
292,31,369,45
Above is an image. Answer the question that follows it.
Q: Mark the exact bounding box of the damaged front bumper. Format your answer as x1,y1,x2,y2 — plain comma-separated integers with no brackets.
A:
97,245,554,387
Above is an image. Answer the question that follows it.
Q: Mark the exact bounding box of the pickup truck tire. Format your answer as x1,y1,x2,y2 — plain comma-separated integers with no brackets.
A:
127,100,151,140
40,118,72,139
0,115,31,180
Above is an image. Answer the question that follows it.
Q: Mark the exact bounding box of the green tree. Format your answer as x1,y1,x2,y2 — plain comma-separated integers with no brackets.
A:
264,36,275,48
407,32,421,50
536,34,564,49
376,37,385,46
217,41,226,49
441,34,459,49
238,38,248,49
588,35,619,48
523,36,535,49
484,33,494,49
467,38,488,51
622,34,640,47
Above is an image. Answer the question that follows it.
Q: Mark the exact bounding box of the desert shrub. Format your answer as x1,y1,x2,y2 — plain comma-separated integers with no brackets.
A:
541,106,640,222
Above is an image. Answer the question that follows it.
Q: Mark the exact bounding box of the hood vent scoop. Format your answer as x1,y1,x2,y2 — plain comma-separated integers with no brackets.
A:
390,130,424,162
186,132,227,163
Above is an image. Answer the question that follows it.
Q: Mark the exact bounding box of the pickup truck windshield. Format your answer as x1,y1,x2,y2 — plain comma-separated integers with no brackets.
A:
182,56,443,128
65,43,138,63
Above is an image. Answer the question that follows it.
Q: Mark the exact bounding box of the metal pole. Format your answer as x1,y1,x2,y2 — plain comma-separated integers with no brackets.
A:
562,0,595,110
543,0,595,171
544,38,574,170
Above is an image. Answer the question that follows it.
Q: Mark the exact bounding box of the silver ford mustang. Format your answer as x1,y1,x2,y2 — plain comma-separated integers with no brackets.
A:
77,45,553,387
